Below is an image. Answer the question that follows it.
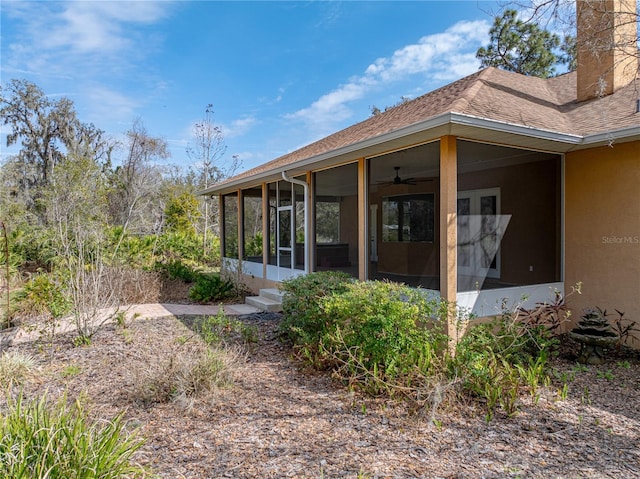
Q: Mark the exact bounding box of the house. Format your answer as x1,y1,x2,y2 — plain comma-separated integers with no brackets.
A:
201,0,639,344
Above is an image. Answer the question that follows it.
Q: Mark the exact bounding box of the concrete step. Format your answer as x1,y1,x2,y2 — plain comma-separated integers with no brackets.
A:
245,295,283,313
259,288,285,302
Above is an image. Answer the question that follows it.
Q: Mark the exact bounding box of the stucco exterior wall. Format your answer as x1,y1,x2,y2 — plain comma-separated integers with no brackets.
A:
565,141,640,345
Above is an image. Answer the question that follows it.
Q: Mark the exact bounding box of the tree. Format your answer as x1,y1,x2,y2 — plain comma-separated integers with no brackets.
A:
164,192,201,236
107,118,169,236
506,0,638,80
476,9,574,78
0,79,113,221
186,105,240,254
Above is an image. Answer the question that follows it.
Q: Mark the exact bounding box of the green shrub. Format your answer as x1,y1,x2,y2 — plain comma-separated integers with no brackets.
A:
110,229,157,269
188,274,234,303
279,271,353,346
156,259,200,283
0,394,146,478
13,273,70,319
320,281,448,390
157,231,204,263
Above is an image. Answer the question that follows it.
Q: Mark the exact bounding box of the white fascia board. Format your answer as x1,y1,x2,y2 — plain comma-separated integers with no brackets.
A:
579,125,640,146
449,113,583,144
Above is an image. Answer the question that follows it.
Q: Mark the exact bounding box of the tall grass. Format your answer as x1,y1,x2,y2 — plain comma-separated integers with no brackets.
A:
0,394,146,478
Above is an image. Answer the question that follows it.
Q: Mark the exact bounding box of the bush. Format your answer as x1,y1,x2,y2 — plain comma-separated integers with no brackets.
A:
156,259,200,283
320,281,448,392
188,274,234,303
13,273,70,320
0,394,146,478
157,231,205,264
279,271,353,347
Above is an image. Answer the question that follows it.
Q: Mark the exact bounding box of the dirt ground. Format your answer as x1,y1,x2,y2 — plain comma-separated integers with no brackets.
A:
2,312,640,479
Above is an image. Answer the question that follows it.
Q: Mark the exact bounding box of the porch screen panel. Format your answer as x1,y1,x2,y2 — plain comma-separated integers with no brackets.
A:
456,140,562,291
314,163,358,278
267,183,277,265
243,187,263,263
223,193,238,259
368,141,440,289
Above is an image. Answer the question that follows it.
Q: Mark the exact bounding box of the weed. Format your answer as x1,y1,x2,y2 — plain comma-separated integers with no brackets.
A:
573,364,589,373
0,351,36,387
596,369,614,381
61,363,82,378
617,360,631,369
196,309,258,345
114,310,127,328
132,343,243,404
558,383,569,400
73,335,92,347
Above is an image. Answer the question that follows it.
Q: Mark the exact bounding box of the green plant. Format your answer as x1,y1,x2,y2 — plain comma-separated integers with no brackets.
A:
196,309,258,345
596,369,614,381
0,351,36,387
188,274,234,303
452,307,556,417
73,335,92,347
14,273,70,320
558,382,569,400
157,259,200,283
61,363,82,378
114,310,127,328
279,271,353,347
320,281,448,388
0,394,146,478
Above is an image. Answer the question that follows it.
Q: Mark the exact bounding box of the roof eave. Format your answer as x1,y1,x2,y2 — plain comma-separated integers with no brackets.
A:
200,113,637,196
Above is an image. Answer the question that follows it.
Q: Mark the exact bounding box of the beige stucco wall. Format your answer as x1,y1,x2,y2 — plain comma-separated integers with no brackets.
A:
565,141,640,345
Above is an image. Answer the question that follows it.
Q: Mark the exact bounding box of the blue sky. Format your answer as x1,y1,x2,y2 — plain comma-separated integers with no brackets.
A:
1,1,503,173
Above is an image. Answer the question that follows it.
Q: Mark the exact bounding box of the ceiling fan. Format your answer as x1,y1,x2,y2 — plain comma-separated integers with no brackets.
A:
379,166,417,186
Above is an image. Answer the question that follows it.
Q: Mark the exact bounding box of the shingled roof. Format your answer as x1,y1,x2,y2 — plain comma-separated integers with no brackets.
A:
205,66,640,193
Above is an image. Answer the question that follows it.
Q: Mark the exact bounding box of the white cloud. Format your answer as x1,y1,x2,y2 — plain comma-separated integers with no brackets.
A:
224,116,259,139
286,19,490,139
2,1,173,80
83,86,140,124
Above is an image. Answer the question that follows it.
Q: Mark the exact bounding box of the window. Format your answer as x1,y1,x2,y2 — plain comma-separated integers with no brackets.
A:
382,194,434,242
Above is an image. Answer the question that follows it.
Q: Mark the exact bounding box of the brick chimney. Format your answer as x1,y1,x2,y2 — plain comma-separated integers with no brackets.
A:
576,0,639,102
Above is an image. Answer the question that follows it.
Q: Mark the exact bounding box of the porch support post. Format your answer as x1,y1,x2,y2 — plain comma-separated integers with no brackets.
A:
219,195,225,258
358,157,367,281
237,190,243,261
307,171,316,272
439,136,458,348
261,182,268,278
